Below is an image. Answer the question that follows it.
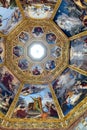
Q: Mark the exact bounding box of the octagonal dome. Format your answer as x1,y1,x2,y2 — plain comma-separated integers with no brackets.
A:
5,19,69,83
0,0,87,130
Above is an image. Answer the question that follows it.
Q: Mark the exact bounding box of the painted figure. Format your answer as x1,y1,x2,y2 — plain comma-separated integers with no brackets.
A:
18,59,29,70
46,60,56,70
54,0,87,36
19,32,29,43
52,68,87,115
13,46,24,57
32,66,40,75
46,33,56,44
32,27,43,37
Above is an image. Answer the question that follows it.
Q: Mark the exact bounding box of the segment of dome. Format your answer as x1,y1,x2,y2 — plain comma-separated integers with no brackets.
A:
54,0,87,37
19,0,58,19
0,0,22,34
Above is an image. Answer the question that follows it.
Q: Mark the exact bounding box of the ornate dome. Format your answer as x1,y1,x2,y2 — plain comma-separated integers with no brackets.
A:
0,0,87,130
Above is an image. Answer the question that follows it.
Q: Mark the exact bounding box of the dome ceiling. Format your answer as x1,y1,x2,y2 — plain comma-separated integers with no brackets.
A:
5,19,68,83
0,0,87,130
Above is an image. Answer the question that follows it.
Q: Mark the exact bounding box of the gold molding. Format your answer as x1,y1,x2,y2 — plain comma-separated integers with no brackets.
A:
51,0,62,20
16,0,26,18
49,84,64,119
69,30,87,41
69,65,87,76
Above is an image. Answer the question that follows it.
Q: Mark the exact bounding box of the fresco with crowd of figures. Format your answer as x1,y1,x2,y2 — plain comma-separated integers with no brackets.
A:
20,0,58,19
54,0,87,37
0,0,22,34
52,68,87,115
70,35,87,71
12,84,58,119
0,66,20,114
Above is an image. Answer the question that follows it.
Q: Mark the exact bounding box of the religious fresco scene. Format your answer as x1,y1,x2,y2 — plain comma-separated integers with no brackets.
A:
32,65,43,75
0,66,20,114
0,0,22,34
54,0,87,37
52,68,87,115
0,38,5,64
18,58,29,70
46,32,56,44
70,35,87,71
51,46,61,58
74,117,87,130
32,27,44,37
18,31,29,44
0,0,87,130
13,45,24,57
12,84,58,119
45,60,56,70
20,0,58,19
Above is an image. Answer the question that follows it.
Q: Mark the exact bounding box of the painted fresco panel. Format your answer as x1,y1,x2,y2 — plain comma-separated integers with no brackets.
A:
70,36,87,71
54,0,87,37
12,84,58,119
20,0,57,19
52,68,87,115
0,66,20,114
0,0,22,34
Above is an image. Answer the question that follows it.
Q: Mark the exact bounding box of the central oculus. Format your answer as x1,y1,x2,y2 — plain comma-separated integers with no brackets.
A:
27,41,47,61
30,44,44,59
